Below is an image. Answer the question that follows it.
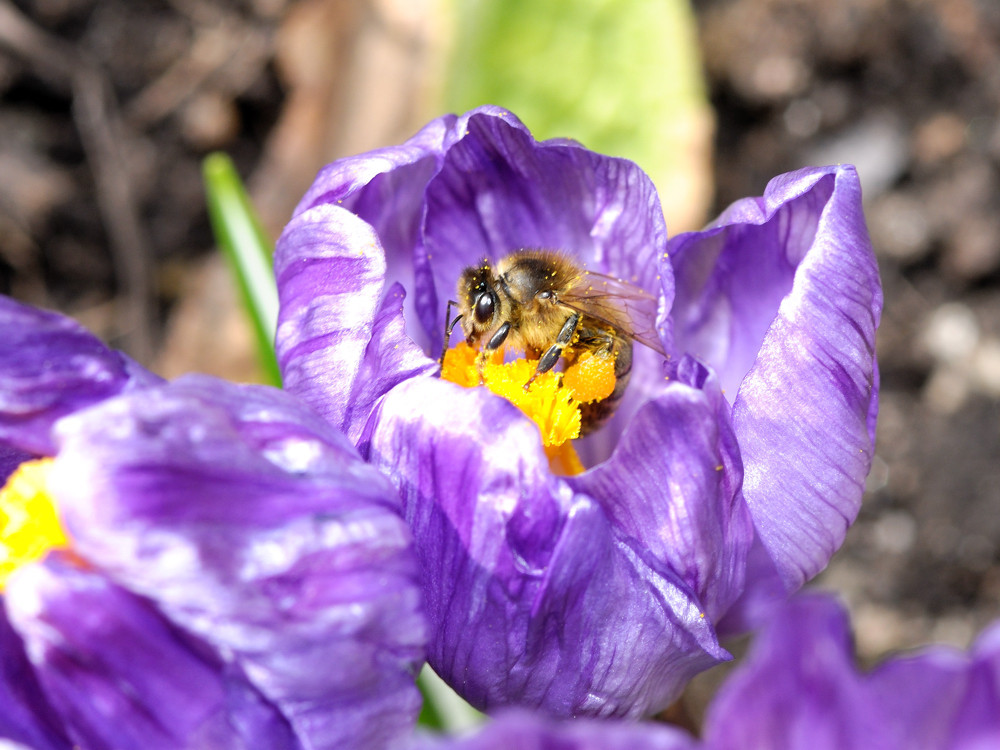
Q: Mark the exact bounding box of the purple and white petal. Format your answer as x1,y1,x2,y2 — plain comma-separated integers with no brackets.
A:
6,555,295,750
364,376,730,718
275,205,436,441
669,166,881,593
419,109,671,353
47,376,425,750
0,599,72,750
571,357,752,623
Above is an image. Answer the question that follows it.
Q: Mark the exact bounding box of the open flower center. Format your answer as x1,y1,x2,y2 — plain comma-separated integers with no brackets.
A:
0,458,68,590
440,342,618,475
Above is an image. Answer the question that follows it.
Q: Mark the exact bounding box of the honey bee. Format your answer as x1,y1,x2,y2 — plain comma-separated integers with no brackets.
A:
441,249,666,434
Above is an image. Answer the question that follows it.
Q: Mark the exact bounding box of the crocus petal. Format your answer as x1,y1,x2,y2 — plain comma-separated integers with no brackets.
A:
865,650,979,750
0,296,161,456
867,623,1000,749
6,555,295,750
949,625,1000,747
275,204,436,442
702,592,1000,750
293,113,456,222
408,709,696,750
701,593,883,750
669,166,881,593
290,108,524,354
47,376,425,750
419,109,672,352
363,375,739,718
570,357,752,623
0,599,71,750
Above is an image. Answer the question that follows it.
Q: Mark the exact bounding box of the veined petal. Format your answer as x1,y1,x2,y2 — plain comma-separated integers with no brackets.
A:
570,357,752,623
419,109,672,354
669,166,881,593
275,204,436,442
0,296,161,456
364,376,729,718
292,107,527,354
0,599,71,750
6,556,295,750
47,376,425,750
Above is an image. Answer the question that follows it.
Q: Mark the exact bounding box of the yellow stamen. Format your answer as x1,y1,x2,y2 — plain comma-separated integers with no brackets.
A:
544,442,586,476
481,356,581,448
441,342,619,477
0,458,67,591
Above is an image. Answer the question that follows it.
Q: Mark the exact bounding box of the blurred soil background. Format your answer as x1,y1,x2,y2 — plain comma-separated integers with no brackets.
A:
1,0,999,726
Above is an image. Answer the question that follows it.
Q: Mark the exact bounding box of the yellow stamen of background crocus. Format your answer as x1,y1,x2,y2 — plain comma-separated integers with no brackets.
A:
0,458,67,591
442,342,618,476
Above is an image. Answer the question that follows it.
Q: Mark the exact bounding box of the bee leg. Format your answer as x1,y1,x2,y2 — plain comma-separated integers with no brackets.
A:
525,312,579,390
476,321,511,382
439,299,463,369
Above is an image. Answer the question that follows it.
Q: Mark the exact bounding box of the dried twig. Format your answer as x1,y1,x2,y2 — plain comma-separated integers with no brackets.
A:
0,0,155,363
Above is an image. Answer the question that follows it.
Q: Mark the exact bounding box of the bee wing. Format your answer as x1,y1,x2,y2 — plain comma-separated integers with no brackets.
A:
560,270,667,356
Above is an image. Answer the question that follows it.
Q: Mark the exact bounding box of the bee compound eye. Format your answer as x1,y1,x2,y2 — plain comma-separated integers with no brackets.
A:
474,292,495,323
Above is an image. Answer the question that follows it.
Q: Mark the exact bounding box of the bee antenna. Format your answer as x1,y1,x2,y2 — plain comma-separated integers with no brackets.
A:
440,300,463,368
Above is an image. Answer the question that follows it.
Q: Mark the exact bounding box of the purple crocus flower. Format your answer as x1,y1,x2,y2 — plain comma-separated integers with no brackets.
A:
700,593,1000,750
0,299,425,750
409,594,1000,750
274,106,880,717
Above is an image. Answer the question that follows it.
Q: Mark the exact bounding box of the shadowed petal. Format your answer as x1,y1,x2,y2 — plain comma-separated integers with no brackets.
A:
363,376,730,718
669,166,881,593
292,108,527,353
703,593,1000,750
6,556,295,750
0,599,72,750
1,444,33,485
408,709,696,750
0,296,161,456
570,358,752,623
47,376,425,750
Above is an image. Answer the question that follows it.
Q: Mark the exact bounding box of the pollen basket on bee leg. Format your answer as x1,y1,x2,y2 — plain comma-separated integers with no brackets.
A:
562,351,617,403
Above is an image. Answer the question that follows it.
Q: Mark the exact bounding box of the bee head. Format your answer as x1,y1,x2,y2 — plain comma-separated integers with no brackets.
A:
457,261,500,337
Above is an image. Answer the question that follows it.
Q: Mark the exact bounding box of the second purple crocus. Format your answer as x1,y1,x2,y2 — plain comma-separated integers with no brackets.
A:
0,297,425,750
273,106,881,717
